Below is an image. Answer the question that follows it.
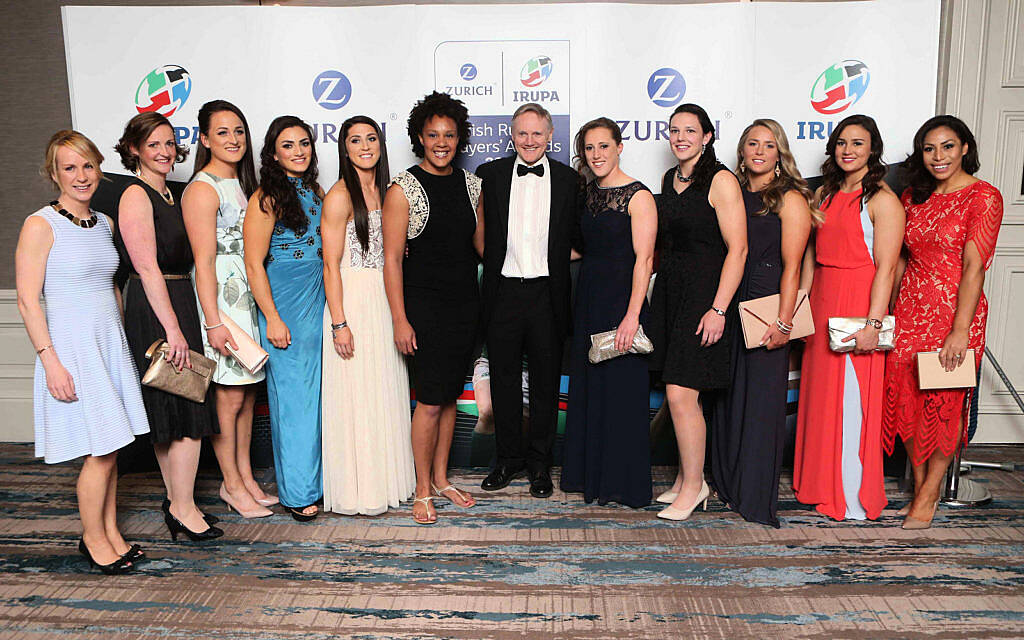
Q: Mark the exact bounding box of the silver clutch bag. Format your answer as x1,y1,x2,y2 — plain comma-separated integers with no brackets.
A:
588,326,654,364
827,316,896,353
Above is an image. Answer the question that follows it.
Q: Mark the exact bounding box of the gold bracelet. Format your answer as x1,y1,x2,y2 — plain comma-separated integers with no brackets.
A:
36,344,53,355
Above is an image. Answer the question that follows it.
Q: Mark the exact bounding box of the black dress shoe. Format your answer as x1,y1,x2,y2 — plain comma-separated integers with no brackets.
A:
481,465,525,491
162,498,219,525
529,469,553,499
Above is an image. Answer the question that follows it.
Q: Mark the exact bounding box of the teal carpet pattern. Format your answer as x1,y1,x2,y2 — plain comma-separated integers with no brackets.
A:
1,443,1023,639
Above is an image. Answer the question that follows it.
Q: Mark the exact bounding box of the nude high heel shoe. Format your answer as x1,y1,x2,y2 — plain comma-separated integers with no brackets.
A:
655,490,679,504
657,481,710,521
220,483,273,519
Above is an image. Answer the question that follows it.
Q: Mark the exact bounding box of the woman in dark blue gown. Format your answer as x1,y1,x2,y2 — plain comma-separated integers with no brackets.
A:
561,118,657,508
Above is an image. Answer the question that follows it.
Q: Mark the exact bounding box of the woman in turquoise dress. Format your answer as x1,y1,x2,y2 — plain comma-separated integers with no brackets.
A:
243,115,325,521
183,100,274,519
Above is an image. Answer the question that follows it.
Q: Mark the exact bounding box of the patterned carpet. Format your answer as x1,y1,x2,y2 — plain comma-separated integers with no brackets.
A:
1,443,1023,639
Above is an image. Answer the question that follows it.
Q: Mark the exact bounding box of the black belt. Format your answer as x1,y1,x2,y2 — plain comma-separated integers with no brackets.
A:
500,275,549,284
129,273,191,280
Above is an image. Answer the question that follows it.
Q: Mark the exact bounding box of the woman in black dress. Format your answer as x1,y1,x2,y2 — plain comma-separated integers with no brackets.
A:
382,92,483,525
561,118,657,508
648,103,748,521
710,119,817,527
114,112,222,541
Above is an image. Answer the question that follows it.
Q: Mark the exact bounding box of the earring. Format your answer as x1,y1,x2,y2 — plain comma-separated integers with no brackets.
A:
774,163,781,178
739,163,745,174
702,143,706,155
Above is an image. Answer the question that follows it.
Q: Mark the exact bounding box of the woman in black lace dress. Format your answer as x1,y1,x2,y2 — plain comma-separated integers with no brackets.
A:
648,103,748,521
561,118,657,508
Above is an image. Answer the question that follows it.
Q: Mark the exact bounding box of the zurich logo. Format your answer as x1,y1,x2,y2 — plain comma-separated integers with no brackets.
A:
810,60,870,115
135,65,192,117
460,63,478,81
312,70,352,110
647,68,686,108
520,56,553,88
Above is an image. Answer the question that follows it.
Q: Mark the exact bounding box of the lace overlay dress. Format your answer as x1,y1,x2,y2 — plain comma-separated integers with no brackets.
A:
321,210,416,515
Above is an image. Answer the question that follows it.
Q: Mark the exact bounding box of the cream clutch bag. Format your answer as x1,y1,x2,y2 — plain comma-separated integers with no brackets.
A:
141,340,215,403
588,326,654,364
827,316,896,352
219,314,269,375
917,349,977,389
738,289,814,349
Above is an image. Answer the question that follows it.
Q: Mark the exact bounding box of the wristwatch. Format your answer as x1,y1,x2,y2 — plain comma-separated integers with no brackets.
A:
865,318,883,330
711,306,726,317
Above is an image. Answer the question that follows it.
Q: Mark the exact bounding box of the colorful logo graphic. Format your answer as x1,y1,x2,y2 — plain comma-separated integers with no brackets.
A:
312,70,352,110
647,68,686,108
460,63,478,81
810,60,870,115
520,56,553,88
134,65,191,116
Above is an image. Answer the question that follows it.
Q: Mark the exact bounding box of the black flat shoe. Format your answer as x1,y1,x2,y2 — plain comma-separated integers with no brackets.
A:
78,538,134,575
529,469,554,499
164,510,224,542
162,498,219,525
121,544,145,563
286,505,319,522
481,465,525,491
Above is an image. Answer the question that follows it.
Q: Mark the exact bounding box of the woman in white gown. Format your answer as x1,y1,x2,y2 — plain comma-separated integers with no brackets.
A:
321,116,416,515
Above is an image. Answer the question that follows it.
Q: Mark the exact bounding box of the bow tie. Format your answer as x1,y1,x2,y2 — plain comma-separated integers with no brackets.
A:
517,163,545,178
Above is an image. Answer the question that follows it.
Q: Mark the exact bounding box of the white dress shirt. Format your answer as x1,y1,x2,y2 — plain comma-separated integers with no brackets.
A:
502,155,551,278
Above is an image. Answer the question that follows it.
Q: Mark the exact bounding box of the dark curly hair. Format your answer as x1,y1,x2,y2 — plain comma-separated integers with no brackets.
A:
669,103,719,191
572,117,621,183
258,115,320,234
338,115,390,252
114,112,188,172
190,99,258,198
406,91,470,158
901,115,980,205
819,114,886,210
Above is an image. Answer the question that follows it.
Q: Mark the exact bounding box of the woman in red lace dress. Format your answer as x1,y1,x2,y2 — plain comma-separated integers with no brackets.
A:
883,115,1003,530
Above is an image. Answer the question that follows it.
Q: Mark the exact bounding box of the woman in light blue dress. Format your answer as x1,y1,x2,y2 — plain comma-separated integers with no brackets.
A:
182,100,274,520
17,130,149,573
243,115,325,520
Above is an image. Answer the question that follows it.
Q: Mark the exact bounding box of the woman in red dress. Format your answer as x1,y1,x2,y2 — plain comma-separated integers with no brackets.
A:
793,115,905,521
883,115,1003,529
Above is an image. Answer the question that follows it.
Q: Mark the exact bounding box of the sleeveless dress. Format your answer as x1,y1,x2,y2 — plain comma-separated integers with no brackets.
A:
321,209,416,515
561,181,652,508
392,165,482,405
649,164,734,389
115,178,217,443
257,177,325,509
883,181,1003,464
793,188,887,521
32,206,150,463
189,171,264,385
710,189,790,528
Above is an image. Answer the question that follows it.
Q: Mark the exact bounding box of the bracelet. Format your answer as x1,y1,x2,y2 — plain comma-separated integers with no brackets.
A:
36,344,53,355
331,321,348,334
203,322,224,331
775,319,793,334
711,306,726,317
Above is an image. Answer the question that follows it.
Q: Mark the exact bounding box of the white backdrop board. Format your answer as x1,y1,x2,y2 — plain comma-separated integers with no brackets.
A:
62,1,940,192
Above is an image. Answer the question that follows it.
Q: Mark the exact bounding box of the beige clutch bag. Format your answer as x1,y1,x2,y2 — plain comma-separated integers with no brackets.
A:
588,326,654,364
738,289,814,349
917,349,977,389
219,314,269,375
827,316,896,352
141,340,215,403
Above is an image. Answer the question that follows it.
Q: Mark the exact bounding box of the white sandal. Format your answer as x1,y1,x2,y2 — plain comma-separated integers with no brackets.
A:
431,483,476,508
412,496,436,525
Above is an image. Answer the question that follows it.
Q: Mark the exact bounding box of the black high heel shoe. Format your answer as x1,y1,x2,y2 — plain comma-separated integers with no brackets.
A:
78,538,134,575
286,504,319,522
164,509,224,542
162,498,219,525
122,544,145,563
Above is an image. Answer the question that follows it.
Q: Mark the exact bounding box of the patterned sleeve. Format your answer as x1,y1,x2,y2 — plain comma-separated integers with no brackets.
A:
965,181,1003,269
391,170,429,239
464,170,482,219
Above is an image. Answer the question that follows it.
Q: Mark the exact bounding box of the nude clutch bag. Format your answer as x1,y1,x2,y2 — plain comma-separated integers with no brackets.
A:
738,289,814,349
141,340,215,403
219,314,269,375
916,349,977,390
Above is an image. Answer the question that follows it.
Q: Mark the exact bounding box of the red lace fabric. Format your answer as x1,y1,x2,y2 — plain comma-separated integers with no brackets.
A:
882,180,1003,465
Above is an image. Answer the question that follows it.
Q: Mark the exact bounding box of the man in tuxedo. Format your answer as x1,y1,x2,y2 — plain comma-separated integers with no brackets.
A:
477,103,579,498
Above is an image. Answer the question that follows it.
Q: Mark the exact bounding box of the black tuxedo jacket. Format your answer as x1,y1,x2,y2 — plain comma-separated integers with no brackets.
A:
477,155,580,338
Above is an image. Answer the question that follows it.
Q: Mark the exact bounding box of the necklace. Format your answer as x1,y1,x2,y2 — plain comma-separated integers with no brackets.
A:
50,200,97,228
675,167,693,183
137,173,175,206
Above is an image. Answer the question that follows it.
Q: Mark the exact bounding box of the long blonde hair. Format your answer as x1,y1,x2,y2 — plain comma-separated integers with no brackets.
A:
736,118,823,225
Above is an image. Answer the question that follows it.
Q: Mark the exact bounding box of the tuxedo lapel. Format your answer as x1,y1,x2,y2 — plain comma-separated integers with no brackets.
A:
547,161,566,258
496,157,515,243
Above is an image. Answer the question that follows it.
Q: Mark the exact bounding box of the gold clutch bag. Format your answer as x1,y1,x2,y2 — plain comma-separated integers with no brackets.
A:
588,326,654,364
827,316,896,353
141,339,216,403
